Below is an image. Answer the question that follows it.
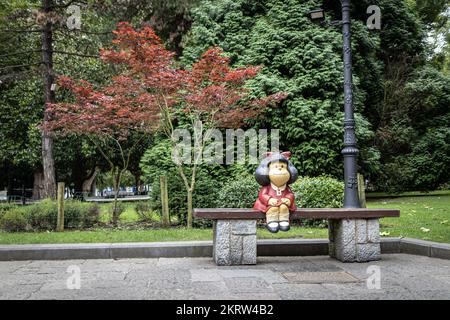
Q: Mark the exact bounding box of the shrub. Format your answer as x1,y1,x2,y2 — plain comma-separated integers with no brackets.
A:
24,199,57,230
290,176,344,227
141,138,237,227
64,201,100,228
0,203,17,219
0,208,28,232
135,201,158,222
214,175,259,208
84,203,101,227
148,168,224,228
2,199,101,231
291,176,344,208
109,201,125,223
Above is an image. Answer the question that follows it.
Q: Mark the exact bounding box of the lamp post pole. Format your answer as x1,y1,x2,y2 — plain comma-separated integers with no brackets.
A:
341,0,360,208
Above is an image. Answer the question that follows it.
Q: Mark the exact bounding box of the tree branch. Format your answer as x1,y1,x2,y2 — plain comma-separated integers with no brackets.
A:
0,62,42,72
52,50,99,58
111,136,126,169
0,29,43,33
54,26,112,36
0,50,42,58
71,29,112,35
87,136,114,169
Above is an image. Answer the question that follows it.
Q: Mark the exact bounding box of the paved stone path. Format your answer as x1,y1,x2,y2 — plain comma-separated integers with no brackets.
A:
1,254,449,300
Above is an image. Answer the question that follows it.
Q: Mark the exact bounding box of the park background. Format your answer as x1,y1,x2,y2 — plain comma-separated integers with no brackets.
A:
0,0,449,244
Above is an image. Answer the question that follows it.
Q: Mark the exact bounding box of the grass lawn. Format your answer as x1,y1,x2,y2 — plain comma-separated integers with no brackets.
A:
371,191,450,243
0,227,328,244
0,191,448,244
367,190,450,198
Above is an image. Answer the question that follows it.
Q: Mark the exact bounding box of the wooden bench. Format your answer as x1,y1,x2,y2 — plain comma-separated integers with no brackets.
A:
194,208,400,266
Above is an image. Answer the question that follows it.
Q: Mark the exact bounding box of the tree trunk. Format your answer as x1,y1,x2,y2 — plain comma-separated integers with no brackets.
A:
32,170,45,200
134,174,141,195
71,147,86,194
82,167,100,195
112,168,123,227
40,0,56,199
187,189,193,228
160,176,170,227
90,179,97,196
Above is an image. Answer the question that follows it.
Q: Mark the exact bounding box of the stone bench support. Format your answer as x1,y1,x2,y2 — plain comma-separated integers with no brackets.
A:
213,220,257,266
195,208,399,266
329,218,381,262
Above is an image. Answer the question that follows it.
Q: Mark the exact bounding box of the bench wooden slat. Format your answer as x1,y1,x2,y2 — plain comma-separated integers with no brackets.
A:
193,208,400,219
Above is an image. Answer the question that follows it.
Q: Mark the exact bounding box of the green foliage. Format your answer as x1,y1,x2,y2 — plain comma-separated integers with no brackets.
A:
0,77,43,167
64,201,101,229
182,0,450,193
148,169,223,228
375,66,450,192
0,1,137,193
0,203,18,218
291,176,344,208
108,201,125,222
182,0,376,178
25,199,58,230
140,138,176,186
0,208,28,232
140,137,228,227
379,126,450,193
134,201,159,222
214,175,259,208
291,176,344,227
0,200,101,231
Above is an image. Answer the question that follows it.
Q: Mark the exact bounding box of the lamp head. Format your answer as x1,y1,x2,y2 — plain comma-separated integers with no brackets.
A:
309,8,325,23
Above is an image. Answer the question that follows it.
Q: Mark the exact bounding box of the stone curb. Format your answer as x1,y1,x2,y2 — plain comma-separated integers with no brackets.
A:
0,237,449,261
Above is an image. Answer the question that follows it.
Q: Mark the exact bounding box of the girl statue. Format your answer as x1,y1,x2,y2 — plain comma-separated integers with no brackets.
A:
253,151,299,233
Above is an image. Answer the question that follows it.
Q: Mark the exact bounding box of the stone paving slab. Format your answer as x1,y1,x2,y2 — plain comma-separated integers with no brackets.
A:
0,254,449,300
281,271,360,284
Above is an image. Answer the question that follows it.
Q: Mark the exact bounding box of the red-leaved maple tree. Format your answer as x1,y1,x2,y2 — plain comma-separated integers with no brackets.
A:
46,22,286,227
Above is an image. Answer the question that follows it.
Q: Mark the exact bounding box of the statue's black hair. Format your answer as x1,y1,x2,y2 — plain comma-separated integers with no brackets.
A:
254,152,298,186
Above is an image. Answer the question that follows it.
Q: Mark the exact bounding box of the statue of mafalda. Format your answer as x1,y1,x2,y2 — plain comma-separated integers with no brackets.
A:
253,152,299,233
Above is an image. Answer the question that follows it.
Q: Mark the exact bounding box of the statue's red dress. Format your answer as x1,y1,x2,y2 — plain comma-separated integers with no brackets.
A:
253,184,296,213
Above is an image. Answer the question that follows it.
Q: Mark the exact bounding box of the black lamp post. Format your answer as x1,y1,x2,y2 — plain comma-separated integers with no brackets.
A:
309,0,360,208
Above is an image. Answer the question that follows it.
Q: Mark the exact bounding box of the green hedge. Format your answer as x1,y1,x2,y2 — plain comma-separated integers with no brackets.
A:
291,176,344,208
0,208,28,232
0,199,100,232
290,176,344,227
214,175,259,208
0,203,17,218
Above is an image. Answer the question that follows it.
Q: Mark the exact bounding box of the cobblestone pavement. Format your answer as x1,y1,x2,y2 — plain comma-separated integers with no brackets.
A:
1,254,449,300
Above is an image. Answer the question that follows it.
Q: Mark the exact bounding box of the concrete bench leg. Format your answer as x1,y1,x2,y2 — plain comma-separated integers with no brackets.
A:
213,220,257,266
329,218,381,262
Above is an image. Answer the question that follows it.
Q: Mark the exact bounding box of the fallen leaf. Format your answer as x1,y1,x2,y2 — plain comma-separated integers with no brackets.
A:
380,231,390,236
420,227,430,233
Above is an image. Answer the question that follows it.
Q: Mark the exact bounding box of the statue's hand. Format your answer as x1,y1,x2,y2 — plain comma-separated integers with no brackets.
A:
281,198,291,206
268,198,279,206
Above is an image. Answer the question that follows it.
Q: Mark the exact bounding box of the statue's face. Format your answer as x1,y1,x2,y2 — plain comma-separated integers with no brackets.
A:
268,161,290,187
